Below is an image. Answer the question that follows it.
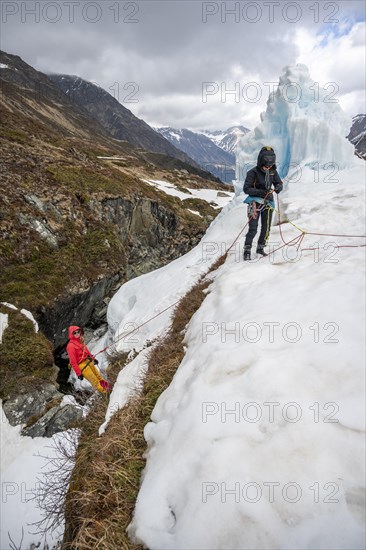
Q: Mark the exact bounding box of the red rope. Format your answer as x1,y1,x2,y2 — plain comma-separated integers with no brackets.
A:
95,191,365,355
304,232,366,238
95,297,183,355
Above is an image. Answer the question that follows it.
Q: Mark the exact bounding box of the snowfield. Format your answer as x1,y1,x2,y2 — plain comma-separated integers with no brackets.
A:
143,178,234,209
109,65,366,549
124,163,365,550
0,408,65,549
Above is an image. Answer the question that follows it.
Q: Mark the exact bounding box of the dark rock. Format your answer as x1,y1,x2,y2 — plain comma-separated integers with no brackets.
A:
35,194,203,348
347,114,366,160
22,403,83,438
36,273,121,348
3,383,63,426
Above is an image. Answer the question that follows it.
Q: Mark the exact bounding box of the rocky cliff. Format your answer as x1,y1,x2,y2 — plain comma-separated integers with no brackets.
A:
347,114,366,160
0,50,228,432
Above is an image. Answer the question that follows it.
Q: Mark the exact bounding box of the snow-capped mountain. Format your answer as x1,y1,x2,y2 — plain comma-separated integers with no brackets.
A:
102,63,365,549
201,125,250,154
156,127,237,183
155,126,251,183
156,127,234,166
347,114,366,160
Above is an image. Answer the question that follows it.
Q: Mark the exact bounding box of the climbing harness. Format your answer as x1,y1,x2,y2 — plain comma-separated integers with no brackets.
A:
80,358,93,373
247,201,268,220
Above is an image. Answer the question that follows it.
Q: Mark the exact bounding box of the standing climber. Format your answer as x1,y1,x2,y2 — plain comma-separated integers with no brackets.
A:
66,326,110,393
243,146,283,260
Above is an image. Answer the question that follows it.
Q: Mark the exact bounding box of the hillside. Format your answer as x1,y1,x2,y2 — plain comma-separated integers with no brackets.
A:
49,73,204,169
0,50,227,349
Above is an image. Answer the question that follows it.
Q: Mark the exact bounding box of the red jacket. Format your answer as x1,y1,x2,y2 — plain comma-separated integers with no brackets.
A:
66,325,95,377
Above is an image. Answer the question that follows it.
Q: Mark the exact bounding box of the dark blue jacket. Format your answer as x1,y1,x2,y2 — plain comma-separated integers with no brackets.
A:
243,147,283,201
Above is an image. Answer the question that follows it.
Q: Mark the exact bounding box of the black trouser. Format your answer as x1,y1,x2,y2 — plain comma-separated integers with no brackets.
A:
245,204,273,249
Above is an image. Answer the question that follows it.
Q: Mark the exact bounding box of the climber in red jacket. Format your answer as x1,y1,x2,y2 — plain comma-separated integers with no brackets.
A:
66,326,110,393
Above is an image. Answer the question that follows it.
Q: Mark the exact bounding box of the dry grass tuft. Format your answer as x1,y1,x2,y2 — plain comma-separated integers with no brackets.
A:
62,276,216,549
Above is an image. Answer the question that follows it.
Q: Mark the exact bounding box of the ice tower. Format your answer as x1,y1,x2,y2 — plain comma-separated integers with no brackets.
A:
236,64,355,189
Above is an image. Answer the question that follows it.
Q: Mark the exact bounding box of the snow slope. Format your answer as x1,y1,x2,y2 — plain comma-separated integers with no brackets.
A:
0,406,65,549
100,63,366,549
126,162,365,550
0,313,8,343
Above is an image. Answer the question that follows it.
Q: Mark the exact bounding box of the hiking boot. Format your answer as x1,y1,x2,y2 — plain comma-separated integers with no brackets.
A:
256,247,268,257
243,249,251,261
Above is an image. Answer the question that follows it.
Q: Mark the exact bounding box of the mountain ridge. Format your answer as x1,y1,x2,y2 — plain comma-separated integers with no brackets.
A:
155,126,250,183
49,73,205,170
201,125,250,154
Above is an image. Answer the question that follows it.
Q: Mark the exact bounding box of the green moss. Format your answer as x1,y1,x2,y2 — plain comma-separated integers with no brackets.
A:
175,184,192,195
183,197,218,218
0,310,55,399
0,223,126,310
0,238,26,264
0,127,28,143
47,164,137,196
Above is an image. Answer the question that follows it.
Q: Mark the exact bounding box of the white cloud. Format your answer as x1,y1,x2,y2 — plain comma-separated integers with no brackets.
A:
295,21,366,116
1,1,365,131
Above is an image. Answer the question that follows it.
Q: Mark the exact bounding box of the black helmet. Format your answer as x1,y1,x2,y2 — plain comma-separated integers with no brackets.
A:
263,153,276,166
258,146,276,168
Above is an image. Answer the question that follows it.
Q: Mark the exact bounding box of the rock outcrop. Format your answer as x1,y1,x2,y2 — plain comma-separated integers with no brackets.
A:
0,308,83,437
22,402,84,438
0,50,228,438
2,382,63,426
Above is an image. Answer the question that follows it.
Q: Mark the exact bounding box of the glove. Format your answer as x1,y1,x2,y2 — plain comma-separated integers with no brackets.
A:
78,375,84,380
274,184,283,194
262,189,274,200
94,359,99,365
100,379,110,391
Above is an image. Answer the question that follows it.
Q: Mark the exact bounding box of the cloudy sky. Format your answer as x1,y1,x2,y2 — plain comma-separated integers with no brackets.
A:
2,0,365,131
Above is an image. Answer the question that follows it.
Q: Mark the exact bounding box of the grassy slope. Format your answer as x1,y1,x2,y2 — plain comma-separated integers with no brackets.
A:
0,304,56,399
62,258,226,549
0,95,217,312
